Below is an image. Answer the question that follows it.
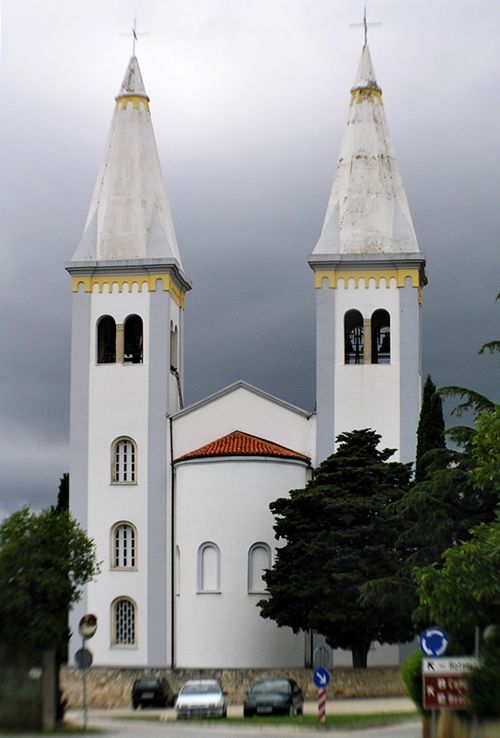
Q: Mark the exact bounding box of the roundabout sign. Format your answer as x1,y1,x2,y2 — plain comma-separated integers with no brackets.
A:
419,626,449,657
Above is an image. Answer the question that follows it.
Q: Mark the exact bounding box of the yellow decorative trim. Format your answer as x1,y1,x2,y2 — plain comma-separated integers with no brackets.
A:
314,268,422,291
350,87,382,104
116,95,150,112
71,273,186,307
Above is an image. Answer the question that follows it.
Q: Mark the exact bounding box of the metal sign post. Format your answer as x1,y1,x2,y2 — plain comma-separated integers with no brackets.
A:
82,637,88,730
76,614,98,730
419,626,449,738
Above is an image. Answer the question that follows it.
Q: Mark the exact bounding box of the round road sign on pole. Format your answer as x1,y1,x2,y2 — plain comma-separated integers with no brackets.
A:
75,647,93,669
419,626,449,657
313,666,331,688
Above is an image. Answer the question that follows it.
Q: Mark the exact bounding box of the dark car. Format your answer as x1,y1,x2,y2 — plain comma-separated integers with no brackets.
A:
243,678,304,717
131,677,173,709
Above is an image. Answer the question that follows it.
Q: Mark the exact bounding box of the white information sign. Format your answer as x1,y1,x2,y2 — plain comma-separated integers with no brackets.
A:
423,657,479,674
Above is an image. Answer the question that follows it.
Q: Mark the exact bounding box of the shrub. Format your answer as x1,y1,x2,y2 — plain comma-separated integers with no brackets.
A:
468,645,500,718
401,648,428,715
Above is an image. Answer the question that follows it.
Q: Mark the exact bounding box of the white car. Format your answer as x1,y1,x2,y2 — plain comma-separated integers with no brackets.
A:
175,679,227,719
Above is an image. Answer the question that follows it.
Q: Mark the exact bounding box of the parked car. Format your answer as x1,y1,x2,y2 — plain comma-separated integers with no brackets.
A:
243,678,304,717
131,677,174,709
175,679,227,719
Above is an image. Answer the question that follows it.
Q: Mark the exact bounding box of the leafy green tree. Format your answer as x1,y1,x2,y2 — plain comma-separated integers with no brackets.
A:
259,429,413,668
471,406,500,491
0,506,99,655
415,375,445,483
415,513,500,652
358,432,497,634
468,628,500,719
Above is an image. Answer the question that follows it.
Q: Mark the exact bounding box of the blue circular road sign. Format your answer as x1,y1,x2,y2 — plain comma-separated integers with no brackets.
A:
419,626,449,657
313,666,331,688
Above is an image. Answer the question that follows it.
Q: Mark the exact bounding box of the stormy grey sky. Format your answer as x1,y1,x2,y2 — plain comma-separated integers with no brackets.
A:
1,0,499,518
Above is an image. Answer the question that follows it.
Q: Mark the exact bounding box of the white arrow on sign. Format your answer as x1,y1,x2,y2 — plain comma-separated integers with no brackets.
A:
317,673,328,686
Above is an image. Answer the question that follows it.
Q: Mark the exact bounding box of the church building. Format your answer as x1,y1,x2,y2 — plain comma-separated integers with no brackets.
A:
67,41,425,668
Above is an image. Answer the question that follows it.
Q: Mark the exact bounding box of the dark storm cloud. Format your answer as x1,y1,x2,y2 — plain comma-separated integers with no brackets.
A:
1,0,499,517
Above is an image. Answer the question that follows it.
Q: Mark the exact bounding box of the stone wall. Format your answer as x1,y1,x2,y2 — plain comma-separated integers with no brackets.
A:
61,665,405,708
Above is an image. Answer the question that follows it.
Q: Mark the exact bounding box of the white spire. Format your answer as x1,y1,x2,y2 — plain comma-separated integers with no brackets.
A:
313,45,420,256
72,56,182,265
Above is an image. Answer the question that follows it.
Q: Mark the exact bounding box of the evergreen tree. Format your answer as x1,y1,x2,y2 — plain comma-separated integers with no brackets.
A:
259,429,413,668
56,473,69,512
415,375,445,482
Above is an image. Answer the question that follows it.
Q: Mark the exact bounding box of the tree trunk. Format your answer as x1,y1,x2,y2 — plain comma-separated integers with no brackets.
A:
351,643,370,668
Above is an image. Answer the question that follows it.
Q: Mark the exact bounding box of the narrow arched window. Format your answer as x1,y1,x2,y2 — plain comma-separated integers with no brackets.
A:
197,542,220,593
112,522,137,568
248,543,272,593
175,545,181,596
371,309,391,364
112,597,136,646
344,310,364,364
170,323,179,371
97,315,116,364
112,437,137,483
124,315,143,363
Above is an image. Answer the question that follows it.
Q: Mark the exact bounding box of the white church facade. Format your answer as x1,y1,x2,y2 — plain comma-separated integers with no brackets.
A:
67,43,425,668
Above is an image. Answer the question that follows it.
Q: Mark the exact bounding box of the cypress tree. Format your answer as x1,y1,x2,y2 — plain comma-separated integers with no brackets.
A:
415,375,445,482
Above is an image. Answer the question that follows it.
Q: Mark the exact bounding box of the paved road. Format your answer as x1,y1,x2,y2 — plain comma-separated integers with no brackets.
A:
66,714,421,738
0,716,421,738
0,699,420,738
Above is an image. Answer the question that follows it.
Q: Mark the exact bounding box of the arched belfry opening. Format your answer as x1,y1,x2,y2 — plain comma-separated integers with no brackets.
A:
371,309,391,364
124,315,143,363
344,310,364,364
97,316,116,364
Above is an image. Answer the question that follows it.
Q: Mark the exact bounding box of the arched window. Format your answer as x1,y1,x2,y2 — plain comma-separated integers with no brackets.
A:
197,542,221,593
175,545,181,596
371,309,391,364
112,522,137,568
112,597,136,646
170,323,179,371
248,543,272,593
97,316,116,364
344,310,364,364
124,315,143,363
112,437,137,483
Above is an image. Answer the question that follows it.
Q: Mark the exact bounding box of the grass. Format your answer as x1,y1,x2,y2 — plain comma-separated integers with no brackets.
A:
113,710,419,729
212,711,418,728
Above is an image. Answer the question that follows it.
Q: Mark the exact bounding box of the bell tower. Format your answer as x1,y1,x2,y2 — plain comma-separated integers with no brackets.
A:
66,56,190,665
309,44,426,464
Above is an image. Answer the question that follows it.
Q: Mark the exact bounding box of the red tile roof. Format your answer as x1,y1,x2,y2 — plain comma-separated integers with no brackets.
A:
175,430,310,464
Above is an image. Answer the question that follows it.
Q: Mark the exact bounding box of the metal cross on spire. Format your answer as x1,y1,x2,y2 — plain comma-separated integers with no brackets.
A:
350,5,382,47
120,17,150,56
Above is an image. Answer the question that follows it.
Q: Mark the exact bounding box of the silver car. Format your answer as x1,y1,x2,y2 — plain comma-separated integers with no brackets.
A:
175,679,227,719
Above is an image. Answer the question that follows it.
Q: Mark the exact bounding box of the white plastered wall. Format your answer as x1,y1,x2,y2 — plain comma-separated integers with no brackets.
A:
174,456,309,668
173,385,315,463
86,284,150,664
333,278,401,457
